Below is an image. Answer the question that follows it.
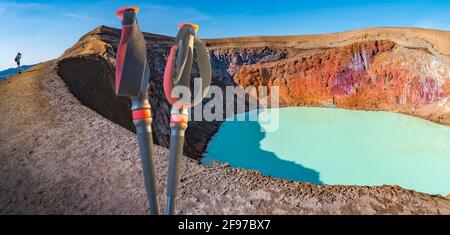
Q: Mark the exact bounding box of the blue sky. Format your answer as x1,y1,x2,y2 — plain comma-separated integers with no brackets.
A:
1,0,450,69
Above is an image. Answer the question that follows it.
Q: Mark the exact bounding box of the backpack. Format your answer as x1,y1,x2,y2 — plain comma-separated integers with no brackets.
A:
15,53,22,62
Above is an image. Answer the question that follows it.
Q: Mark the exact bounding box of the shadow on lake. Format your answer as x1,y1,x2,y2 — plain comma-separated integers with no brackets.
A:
204,119,323,185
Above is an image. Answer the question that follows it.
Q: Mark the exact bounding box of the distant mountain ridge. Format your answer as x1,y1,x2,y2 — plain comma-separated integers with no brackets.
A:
0,65,35,80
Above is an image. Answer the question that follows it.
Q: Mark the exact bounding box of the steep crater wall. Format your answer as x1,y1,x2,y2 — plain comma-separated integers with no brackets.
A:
235,41,450,124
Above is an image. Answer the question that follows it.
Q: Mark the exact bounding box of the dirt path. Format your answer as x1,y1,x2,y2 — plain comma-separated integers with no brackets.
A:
1,62,449,214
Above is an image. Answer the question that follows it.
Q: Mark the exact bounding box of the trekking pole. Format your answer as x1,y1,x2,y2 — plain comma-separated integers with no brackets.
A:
115,6,159,215
163,23,212,215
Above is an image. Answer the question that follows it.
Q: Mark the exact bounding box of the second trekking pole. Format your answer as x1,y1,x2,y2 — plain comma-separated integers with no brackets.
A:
163,23,212,215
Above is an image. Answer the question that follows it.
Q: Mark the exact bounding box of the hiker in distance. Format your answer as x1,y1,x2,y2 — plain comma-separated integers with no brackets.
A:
15,52,22,74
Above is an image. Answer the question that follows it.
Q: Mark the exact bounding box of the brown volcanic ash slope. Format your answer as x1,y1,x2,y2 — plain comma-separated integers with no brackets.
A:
1,28,450,214
56,26,450,160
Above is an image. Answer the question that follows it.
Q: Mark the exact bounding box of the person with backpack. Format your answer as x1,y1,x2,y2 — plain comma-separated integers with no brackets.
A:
14,52,22,74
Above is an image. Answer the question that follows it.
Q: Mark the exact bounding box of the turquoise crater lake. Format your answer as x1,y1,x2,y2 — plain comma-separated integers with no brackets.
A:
203,107,450,196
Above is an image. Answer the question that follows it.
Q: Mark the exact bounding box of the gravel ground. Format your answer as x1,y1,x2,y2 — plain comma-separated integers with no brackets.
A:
0,62,449,214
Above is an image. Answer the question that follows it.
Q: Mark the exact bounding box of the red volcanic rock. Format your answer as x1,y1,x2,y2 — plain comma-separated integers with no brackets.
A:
234,41,396,104
233,40,450,124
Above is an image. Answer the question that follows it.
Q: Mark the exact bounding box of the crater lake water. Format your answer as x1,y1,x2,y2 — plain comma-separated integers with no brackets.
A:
203,107,450,196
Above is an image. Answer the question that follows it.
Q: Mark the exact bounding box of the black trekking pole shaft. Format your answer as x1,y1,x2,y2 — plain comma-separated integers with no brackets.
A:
165,108,188,215
132,93,159,215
